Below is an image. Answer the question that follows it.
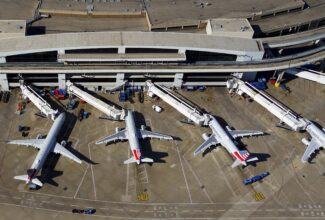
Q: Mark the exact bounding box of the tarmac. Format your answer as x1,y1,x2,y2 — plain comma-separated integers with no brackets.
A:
0,77,324,219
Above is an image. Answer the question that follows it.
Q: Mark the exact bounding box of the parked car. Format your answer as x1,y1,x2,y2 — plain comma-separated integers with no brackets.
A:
66,99,78,110
152,105,163,113
78,108,85,121
72,208,96,215
243,172,270,185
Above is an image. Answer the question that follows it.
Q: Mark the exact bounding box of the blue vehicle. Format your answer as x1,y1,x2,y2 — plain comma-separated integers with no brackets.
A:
72,208,96,215
243,172,269,185
67,99,78,110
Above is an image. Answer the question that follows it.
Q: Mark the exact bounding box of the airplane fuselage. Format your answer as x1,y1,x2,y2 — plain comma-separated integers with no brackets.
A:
125,111,142,164
208,117,247,163
29,113,65,179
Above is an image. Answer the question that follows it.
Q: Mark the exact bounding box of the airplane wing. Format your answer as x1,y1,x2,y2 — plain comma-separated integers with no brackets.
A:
5,139,44,149
53,143,82,164
194,135,219,156
139,129,173,140
228,130,264,139
301,139,321,163
95,129,128,144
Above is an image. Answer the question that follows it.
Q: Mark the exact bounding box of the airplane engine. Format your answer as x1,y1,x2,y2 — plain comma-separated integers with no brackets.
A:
115,127,120,133
148,91,154,98
61,140,67,147
202,133,210,140
302,138,310,146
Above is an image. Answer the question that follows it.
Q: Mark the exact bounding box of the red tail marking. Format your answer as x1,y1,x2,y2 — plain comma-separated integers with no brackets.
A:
133,149,140,161
233,152,244,161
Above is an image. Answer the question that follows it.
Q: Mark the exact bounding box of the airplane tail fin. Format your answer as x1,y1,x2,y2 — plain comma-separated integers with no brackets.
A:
231,150,258,168
123,156,154,164
14,175,43,187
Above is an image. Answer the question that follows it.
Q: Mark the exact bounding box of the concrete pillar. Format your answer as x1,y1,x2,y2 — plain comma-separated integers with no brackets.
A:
0,74,9,91
118,47,125,54
57,49,65,63
58,74,66,89
173,73,184,88
0,57,6,63
236,55,252,62
58,49,65,55
275,71,285,87
319,59,325,73
178,48,186,54
116,73,125,85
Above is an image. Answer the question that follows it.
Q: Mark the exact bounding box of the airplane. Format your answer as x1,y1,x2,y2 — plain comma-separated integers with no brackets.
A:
301,121,325,162
96,110,173,164
6,113,81,187
194,115,264,168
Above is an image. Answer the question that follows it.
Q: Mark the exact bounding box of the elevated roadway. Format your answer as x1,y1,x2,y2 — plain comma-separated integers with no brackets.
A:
1,45,324,73
261,27,325,48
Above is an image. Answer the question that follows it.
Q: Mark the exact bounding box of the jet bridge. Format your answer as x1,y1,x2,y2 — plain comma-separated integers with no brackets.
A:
145,81,210,126
227,79,308,131
227,78,325,162
66,81,126,121
285,68,325,85
20,84,58,121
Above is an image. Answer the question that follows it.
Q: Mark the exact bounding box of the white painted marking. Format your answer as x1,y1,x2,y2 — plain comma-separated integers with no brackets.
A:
126,149,130,196
183,156,213,203
175,142,192,203
210,153,236,197
74,164,89,199
88,144,97,200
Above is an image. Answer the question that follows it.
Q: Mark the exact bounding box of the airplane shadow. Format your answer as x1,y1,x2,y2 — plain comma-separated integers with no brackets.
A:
133,111,169,164
58,112,97,165
39,154,63,187
307,148,323,164
84,86,124,110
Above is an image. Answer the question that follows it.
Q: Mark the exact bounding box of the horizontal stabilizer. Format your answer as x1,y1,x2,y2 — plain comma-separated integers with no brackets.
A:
231,159,243,168
14,175,43,187
123,156,154,164
124,156,137,164
246,157,258,163
141,157,154,163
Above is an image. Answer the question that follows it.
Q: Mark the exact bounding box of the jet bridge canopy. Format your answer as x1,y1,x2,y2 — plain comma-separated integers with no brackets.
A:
66,81,125,120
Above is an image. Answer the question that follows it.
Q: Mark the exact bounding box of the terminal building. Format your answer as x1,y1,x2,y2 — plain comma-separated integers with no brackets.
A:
0,18,267,91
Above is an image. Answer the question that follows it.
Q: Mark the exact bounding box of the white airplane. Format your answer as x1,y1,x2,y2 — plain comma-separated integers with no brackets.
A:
6,113,81,187
301,121,325,162
96,110,173,164
194,115,264,168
